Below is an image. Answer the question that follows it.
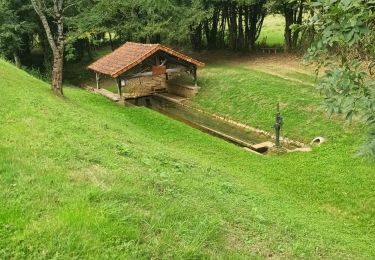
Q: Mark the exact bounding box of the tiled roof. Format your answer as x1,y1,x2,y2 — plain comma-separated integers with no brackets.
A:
88,42,205,78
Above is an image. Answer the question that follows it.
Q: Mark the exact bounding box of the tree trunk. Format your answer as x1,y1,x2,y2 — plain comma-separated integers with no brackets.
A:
190,24,203,50
244,7,250,49
228,3,238,50
219,6,226,48
52,51,64,95
31,0,65,95
284,0,304,52
284,4,294,52
292,0,304,48
238,6,244,50
109,32,114,51
209,7,219,49
13,53,21,68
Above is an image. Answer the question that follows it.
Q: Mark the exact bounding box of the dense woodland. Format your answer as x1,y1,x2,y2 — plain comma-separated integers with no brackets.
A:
0,1,372,70
0,0,374,156
0,0,308,69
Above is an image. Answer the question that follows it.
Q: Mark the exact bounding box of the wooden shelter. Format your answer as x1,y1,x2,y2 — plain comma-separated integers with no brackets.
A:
88,42,205,98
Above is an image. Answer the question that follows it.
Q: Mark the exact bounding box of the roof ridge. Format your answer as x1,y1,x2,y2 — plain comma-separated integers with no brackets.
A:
88,42,204,78
127,41,159,46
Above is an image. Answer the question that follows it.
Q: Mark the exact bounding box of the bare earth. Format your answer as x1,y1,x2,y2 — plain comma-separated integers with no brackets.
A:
192,51,318,86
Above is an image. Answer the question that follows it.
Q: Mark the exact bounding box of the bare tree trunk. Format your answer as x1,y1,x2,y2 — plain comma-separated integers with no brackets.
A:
283,0,304,52
108,32,114,51
13,53,21,68
284,4,294,52
292,0,304,47
31,0,64,96
238,6,244,50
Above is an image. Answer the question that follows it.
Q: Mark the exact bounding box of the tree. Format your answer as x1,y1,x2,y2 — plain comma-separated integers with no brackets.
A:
0,2,24,67
0,0,36,67
268,0,306,52
305,0,375,158
283,0,305,52
180,0,267,51
31,0,65,95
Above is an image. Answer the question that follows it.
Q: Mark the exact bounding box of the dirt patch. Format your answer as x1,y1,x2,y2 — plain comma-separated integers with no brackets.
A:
69,164,115,190
196,50,320,85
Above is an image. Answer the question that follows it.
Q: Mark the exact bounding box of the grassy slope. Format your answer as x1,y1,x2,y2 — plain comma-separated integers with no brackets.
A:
0,59,374,259
191,64,361,143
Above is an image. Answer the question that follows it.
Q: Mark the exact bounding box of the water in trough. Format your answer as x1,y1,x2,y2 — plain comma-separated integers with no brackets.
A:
128,95,300,154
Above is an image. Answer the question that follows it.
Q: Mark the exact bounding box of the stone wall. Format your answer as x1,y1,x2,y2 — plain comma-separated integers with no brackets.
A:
167,84,200,98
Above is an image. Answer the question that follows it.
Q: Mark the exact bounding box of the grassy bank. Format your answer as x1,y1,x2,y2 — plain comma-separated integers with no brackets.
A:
190,64,357,144
0,59,374,258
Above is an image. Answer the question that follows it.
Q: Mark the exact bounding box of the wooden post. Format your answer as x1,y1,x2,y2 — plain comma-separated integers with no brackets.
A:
96,73,100,89
116,77,122,99
165,63,169,81
192,67,197,87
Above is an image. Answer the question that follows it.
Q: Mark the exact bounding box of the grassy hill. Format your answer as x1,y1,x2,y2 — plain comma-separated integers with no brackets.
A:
0,59,374,259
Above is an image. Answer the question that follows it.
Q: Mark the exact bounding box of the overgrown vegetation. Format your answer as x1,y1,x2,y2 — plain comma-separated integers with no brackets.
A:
304,0,375,157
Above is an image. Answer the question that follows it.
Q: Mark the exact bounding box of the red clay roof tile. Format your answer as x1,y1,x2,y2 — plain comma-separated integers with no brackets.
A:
88,42,204,78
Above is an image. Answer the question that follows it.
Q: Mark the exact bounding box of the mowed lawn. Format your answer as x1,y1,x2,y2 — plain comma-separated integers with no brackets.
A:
0,59,374,258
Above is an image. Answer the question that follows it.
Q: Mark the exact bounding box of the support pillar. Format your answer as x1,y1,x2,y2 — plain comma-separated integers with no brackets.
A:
95,73,100,89
116,77,122,99
192,66,197,87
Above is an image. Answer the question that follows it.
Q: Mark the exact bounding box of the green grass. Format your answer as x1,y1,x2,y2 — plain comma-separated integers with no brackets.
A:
285,71,317,84
0,59,374,258
257,15,285,47
191,64,354,143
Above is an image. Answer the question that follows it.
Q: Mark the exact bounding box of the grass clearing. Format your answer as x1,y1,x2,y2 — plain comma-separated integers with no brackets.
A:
257,15,285,47
0,59,374,258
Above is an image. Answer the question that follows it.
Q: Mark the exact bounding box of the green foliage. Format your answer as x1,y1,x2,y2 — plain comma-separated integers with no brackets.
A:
317,61,375,123
305,0,375,158
0,0,36,61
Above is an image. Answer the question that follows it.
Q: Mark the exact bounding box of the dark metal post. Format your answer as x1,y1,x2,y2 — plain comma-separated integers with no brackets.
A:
274,103,283,147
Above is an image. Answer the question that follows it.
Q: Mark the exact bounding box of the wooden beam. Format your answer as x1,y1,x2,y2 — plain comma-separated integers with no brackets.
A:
156,51,195,69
